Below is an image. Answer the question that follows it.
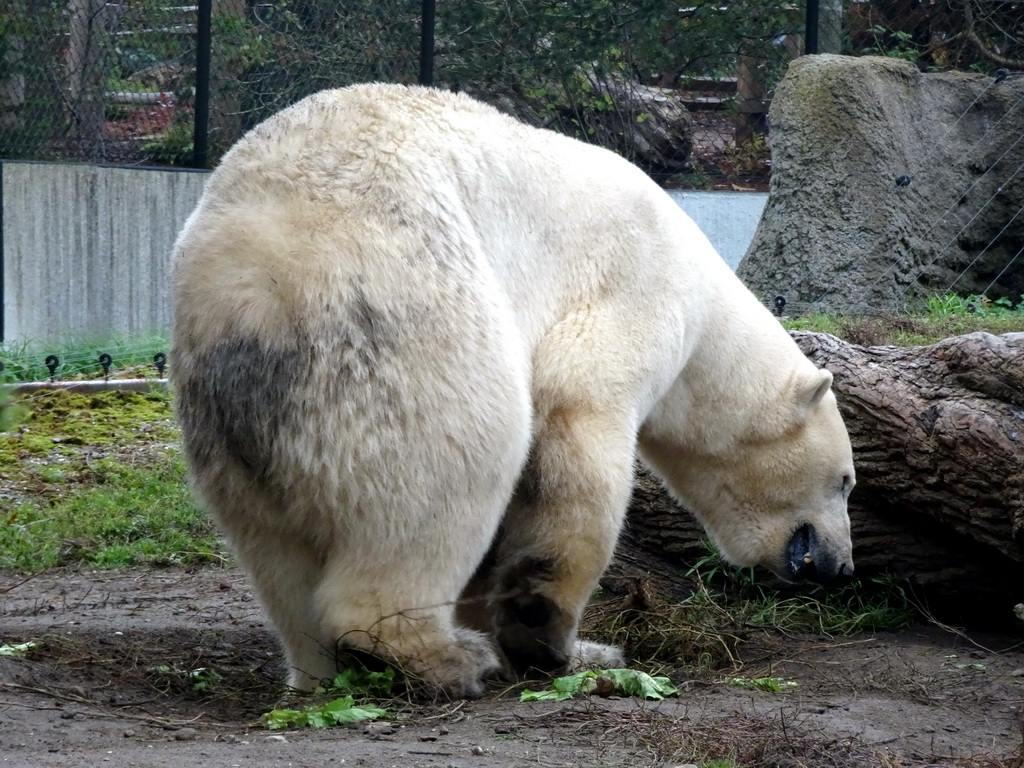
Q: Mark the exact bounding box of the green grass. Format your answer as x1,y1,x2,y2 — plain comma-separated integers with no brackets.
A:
784,311,1024,346
583,541,915,680
688,542,915,636
1,456,221,569
782,293,1024,346
0,332,169,383
0,387,227,571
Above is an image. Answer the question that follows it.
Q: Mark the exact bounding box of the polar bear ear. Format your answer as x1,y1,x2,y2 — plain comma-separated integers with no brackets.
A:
796,369,834,415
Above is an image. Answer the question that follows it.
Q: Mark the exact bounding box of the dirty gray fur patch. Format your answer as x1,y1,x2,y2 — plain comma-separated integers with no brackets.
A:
176,337,307,480
348,289,388,353
493,556,574,675
176,291,397,484
331,287,399,382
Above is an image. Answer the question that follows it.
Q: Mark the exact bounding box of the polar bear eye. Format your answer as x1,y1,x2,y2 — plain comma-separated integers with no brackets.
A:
840,474,853,495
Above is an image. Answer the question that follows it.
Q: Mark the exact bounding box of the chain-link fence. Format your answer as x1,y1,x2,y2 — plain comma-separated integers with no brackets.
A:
1,1,1021,187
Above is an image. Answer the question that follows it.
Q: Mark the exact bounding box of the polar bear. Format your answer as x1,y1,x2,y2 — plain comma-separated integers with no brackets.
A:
171,83,854,697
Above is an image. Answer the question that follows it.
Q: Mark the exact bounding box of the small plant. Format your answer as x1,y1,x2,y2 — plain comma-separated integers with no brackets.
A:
723,135,770,176
924,293,1024,318
729,676,797,692
149,664,222,692
863,24,920,63
141,118,194,166
924,293,970,316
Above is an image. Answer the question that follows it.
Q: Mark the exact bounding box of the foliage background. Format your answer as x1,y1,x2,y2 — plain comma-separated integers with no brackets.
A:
0,0,1020,179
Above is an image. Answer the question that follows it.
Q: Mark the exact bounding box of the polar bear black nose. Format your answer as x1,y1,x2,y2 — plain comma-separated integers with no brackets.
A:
786,523,841,585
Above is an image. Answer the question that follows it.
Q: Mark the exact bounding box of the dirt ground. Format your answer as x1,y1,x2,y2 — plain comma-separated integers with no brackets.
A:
0,567,1021,768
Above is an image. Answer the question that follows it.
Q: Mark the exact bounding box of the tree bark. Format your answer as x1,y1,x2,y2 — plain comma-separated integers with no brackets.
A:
610,331,1024,625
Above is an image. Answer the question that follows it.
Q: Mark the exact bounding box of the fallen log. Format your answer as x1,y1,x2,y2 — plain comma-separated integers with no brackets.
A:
610,331,1024,625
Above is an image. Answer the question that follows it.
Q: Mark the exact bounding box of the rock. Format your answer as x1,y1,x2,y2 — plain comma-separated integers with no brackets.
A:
593,674,616,697
264,734,288,743
362,722,395,738
173,727,199,741
738,55,1024,311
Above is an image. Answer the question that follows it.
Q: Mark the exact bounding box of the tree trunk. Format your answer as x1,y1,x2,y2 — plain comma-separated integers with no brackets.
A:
610,331,1024,625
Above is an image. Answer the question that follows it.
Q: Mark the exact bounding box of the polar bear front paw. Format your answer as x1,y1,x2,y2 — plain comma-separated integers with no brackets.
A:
570,640,625,671
415,627,501,699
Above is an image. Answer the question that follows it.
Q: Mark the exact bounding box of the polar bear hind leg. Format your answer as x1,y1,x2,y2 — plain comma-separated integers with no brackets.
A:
217,506,339,691
215,480,510,695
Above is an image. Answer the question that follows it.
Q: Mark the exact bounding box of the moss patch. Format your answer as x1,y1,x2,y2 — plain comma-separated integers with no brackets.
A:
1,389,177,458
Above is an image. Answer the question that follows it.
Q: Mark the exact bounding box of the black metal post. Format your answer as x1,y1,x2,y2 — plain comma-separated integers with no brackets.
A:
419,0,435,86
193,0,213,168
0,162,4,342
804,0,819,55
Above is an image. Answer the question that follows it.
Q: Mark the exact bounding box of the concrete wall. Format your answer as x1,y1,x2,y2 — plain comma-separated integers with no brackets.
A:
665,189,768,271
0,162,766,342
1,162,208,342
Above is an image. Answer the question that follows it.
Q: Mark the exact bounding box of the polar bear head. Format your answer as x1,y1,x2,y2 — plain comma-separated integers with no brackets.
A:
641,367,855,584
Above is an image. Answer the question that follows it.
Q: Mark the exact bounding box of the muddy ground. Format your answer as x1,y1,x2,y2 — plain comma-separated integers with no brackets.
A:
0,567,1022,768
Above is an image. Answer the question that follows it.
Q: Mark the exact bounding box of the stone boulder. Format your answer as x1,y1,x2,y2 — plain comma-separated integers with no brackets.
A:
737,55,1024,312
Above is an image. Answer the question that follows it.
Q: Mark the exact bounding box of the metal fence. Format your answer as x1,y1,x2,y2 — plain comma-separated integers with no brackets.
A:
0,1,1021,186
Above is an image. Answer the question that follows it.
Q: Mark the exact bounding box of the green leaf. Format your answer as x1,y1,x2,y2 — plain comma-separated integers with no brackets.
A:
264,708,305,730
328,665,395,696
327,704,387,724
519,668,679,702
552,670,595,694
263,695,386,730
520,687,572,702
601,669,680,700
0,641,37,657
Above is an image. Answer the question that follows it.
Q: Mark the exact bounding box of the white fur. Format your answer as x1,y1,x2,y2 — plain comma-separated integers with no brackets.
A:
170,84,854,695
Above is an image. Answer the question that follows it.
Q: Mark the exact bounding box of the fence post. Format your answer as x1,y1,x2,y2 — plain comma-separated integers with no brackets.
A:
804,0,819,55
419,0,435,86
193,0,213,169
0,162,4,343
